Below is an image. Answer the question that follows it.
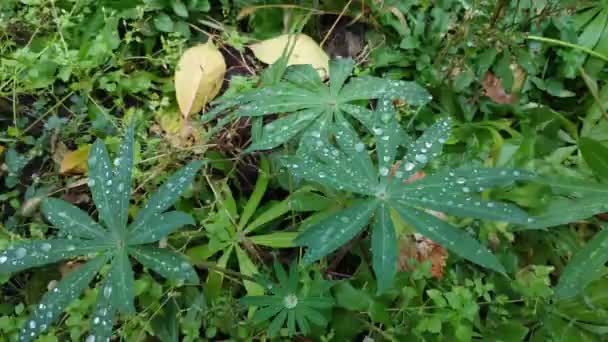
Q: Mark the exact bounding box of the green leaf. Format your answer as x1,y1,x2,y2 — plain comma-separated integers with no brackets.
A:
154,13,174,32
107,249,135,315
296,200,378,265
235,246,264,296
113,125,134,231
41,198,108,240
555,227,608,299
245,109,319,151
209,58,430,151
393,192,530,224
0,239,109,274
392,202,505,273
129,245,199,283
244,201,290,234
373,98,402,179
18,255,107,342
249,232,298,248
127,211,195,245
579,137,608,180
88,275,116,341
130,161,202,233
338,76,432,106
409,167,536,192
239,157,270,228
395,117,452,181
269,310,288,337
372,204,397,293
89,139,120,236
172,0,189,17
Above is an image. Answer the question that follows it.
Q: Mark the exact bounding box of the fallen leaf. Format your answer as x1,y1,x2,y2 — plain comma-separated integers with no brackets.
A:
482,72,516,104
398,234,448,279
60,144,91,175
152,108,207,154
249,34,329,78
0,145,4,157
175,41,226,118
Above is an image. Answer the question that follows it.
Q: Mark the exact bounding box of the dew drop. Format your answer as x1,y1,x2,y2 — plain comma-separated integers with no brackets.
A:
103,286,112,298
462,187,470,193
0,256,7,264
373,127,384,135
86,336,96,342
355,143,365,152
379,167,389,176
29,321,36,329
404,162,415,171
456,177,466,184
487,202,495,208
414,154,428,163
15,247,27,259
41,243,52,252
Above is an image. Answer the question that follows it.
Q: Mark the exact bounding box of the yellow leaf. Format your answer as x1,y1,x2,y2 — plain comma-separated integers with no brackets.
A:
175,42,226,118
249,34,329,78
60,144,91,175
0,145,4,157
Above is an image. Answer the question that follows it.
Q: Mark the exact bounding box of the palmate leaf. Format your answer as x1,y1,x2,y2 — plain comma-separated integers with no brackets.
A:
107,249,135,315
129,245,199,284
18,255,108,342
207,58,431,151
0,126,203,341
129,160,203,234
282,101,533,291
41,198,109,240
0,239,109,273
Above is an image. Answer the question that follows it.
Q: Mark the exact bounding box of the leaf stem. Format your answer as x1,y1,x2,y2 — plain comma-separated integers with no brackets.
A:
194,260,257,283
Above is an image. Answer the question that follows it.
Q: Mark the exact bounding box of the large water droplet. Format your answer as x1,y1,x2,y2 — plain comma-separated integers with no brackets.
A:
456,177,466,184
404,162,415,171
86,336,96,342
41,243,52,252
379,167,389,176
29,321,36,329
103,286,112,298
462,187,470,193
355,143,365,152
414,154,428,163
15,247,27,259
373,127,383,135
0,256,7,264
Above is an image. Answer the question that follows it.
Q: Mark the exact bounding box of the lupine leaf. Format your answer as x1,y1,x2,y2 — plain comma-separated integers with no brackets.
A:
373,98,402,179
392,202,506,273
372,204,397,293
207,58,430,151
295,200,378,264
89,139,119,235
246,109,320,152
41,198,108,240
393,193,530,224
555,227,608,299
128,245,199,283
88,276,116,342
127,211,195,245
329,58,355,95
408,167,537,193
0,239,109,274
338,76,432,105
235,246,264,296
239,157,270,228
113,125,134,230
107,249,135,315
393,117,452,182
269,310,288,336
18,255,108,342
129,160,203,233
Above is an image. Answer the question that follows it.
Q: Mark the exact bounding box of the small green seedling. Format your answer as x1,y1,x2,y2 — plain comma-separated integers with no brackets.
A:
240,261,334,337
281,99,537,292
0,126,203,342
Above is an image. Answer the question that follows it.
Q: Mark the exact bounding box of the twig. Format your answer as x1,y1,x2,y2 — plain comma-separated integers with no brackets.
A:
320,0,354,48
526,35,608,63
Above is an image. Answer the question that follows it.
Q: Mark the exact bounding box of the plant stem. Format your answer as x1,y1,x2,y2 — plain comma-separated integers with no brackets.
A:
526,35,608,63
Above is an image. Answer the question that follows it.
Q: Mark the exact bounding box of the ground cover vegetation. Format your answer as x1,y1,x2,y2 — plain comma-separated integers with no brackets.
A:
2,0,608,341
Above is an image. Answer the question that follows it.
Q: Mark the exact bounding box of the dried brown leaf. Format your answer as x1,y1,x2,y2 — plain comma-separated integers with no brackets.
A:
482,72,516,104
